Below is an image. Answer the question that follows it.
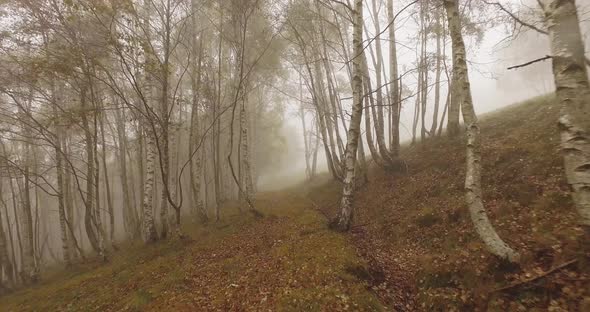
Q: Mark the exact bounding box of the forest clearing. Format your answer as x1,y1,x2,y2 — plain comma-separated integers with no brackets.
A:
1,0,590,310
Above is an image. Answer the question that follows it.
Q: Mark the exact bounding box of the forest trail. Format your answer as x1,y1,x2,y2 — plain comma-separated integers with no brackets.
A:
0,190,390,311
1,96,589,311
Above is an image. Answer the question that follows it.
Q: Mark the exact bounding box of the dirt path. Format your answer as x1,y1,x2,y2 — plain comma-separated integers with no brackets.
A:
0,191,385,311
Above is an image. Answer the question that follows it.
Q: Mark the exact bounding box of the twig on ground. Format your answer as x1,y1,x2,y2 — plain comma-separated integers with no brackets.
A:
492,259,578,293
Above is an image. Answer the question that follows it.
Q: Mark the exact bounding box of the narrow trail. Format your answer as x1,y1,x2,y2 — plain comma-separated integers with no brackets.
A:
0,190,391,311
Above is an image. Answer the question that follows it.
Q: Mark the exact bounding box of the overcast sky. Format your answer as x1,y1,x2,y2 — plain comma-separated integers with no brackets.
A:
260,0,583,188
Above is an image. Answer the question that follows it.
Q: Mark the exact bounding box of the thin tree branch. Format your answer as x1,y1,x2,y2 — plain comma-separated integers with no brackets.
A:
507,55,552,70
483,1,547,35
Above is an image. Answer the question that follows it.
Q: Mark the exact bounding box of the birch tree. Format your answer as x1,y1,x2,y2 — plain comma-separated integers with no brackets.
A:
444,0,520,262
539,0,590,231
332,0,363,231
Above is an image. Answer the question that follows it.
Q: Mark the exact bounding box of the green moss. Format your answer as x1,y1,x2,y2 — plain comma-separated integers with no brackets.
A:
129,289,152,311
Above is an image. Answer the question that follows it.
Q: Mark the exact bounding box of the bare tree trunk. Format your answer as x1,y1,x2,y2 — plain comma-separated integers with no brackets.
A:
300,72,312,180
99,109,114,247
52,85,70,267
159,36,171,240
312,119,320,178
7,153,24,277
332,0,363,232
143,127,158,243
430,9,443,135
412,69,421,144
214,4,224,219
135,122,144,230
369,0,393,165
388,0,401,156
240,103,254,198
79,85,101,256
357,134,369,185
420,0,429,141
445,0,519,262
189,0,208,223
115,103,138,239
363,73,386,167
20,91,38,283
438,26,451,137
63,140,77,260
0,169,17,284
90,78,106,259
0,182,15,287
541,0,590,230
314,59,342,169
293,25,341,180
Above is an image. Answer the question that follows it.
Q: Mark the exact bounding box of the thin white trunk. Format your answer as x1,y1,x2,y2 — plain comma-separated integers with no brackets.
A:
332,0,363,231
445,0,519,262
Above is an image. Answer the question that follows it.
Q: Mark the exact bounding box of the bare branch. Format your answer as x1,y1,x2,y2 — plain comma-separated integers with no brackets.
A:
483,0,547,35
507,55,552,70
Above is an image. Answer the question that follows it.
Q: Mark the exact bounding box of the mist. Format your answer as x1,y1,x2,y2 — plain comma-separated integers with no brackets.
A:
1,0,589,310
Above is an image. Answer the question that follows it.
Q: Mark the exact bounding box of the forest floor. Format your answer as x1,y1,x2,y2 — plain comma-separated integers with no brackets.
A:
1,96,590,311
308,95,590,311
0,188,385,311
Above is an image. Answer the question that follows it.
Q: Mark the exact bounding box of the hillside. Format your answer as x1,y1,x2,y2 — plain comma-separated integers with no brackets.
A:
1,96,589,311
309,95,590,310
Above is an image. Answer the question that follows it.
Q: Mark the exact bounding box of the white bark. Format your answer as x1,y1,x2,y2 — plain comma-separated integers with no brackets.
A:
143,130,158,243
542,0,590,229
445,0,520,262
332,0,363,231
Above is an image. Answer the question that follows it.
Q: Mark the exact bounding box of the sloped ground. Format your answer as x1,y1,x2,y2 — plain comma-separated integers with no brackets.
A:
0,191,384,311
310,96,590,311
2,96,589,311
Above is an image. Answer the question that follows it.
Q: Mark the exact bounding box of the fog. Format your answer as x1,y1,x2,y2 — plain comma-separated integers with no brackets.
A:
260,0,569,190
0,0,588,286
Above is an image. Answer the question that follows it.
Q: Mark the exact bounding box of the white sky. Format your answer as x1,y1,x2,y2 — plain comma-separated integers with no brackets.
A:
259,0,589,187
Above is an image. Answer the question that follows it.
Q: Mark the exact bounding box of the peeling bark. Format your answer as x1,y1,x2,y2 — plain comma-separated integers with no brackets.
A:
332,0,363,232
543,0,590,229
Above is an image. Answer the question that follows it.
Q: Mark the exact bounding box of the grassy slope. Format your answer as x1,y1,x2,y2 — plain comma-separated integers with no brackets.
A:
309,96,589,311
2,96,589,311
0,191,383,311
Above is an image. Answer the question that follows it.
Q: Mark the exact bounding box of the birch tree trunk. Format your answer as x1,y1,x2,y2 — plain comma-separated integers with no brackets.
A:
0,183,14,287
292,24,341,180
189,0,207,223
99,110,114,246
240,104,254,198
363,70,386,168
62,140,77,260
444,0,519,262
20,99,38,282
369,0,393,164
4,141,24,276
541,0,590,231
0,167,17,284
115,103,138,239
388,0,401,156
52,86,70,267
159,54,171,240
430,9,443,135
332,0,363,232
143,129,158,243
420,0,429,141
